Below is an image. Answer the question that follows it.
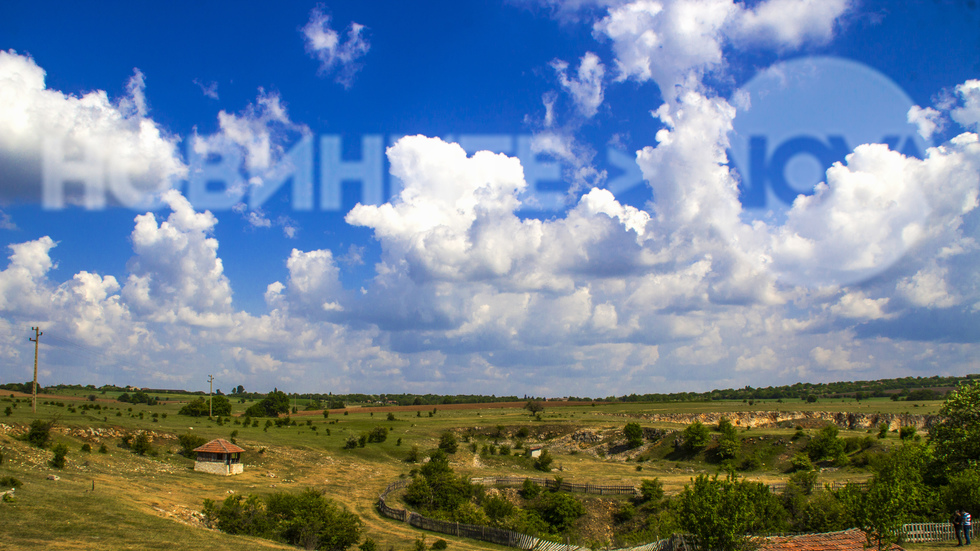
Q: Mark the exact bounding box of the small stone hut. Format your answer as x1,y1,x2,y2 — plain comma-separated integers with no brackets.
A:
193,439,245,475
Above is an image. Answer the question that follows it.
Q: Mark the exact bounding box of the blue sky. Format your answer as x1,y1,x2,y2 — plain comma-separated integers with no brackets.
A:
0,0,978,396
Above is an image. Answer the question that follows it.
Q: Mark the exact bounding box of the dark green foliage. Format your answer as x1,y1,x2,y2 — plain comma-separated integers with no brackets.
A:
80,443,91,453
405,445,422,462
529,491,584,533
131,432,152,456
640,478,665,502
119,390,158,405
358,537,378,551
204,488,362,551
0,475,22,488
683,421,710,452
431,539,448,550
677,474,786,551
3,406,11,416
244,389,291,417
877,423,889,439
533,450,553,472
789,453,814,472
521,478,542,499
482,494,516,525
930,381,980,476
838,443,935,550
179,396,232,417
437,431,458,454
367,426,388,443
404,449,474,514
98,443,108,454
524,400,544,415
613,503,636,523
25,419,54,448
386,412,395,421
50,443,68,468
178,433,209,457
806,425,845,462
899,426,917,440
624,422,644,449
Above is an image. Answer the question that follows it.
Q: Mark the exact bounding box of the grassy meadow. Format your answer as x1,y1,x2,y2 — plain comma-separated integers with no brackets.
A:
0,389,948,550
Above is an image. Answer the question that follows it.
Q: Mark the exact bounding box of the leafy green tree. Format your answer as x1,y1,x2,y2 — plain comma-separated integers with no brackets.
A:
524,400,544,415
50,443,68,468
624,422,644,449
677,474,786,551
178,433,209,457
404,449,473,513
839,443,934,551
530,491,585,533
929,381,980,475
179,395,232,417
639,478,665,502
24,419,53,448
437,431,458,454
683,421,710,452
244,389,291,417
367,426,388,443
130,432,152,456
807,425,845,462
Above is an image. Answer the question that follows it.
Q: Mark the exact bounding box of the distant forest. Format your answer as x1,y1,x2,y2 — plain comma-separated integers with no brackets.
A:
5,373,976,407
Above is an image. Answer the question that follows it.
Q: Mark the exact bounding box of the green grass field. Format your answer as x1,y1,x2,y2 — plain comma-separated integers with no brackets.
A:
0,391,946,550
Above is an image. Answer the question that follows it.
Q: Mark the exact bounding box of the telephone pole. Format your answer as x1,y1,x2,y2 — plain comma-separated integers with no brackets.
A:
29,327,42,413
207,374,214,418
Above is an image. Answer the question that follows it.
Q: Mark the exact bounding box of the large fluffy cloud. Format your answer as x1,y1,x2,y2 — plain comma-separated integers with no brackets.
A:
0,50,186,208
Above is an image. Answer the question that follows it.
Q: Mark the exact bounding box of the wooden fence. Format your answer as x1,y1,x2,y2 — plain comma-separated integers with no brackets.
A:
901,522,977,543
377,477,671,551
470,476,639,496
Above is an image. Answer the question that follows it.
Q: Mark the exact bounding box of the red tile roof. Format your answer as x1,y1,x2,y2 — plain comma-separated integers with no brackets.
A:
756,529,904,551
193,439,245,454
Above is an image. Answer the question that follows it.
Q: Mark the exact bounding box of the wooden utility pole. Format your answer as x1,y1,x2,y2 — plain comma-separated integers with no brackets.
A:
207,374,214,418
29,327,42,413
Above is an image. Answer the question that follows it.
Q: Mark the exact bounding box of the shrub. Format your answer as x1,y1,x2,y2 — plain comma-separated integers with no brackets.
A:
521,478,542,499
131,433,152,456
624,422,644,449
178,396,232,417
534,450,554,472
640,478,664,502
899,426,917,440
431,539,448,550
789,452,814,472
344,436,358,450
613,503,636,523
367,426,388,443
359,537,378,551
483,494,516,524
178,433,209,457
50,443,68,468
878,423,889,439
516,427,530,438
3,406,11,416
406,445,423,462
25,419,54,448
81,443,92,453
98,443,108,454
0,475,23,488
530,491,585,533
438,432,458,454
683,421,710,452
386,412,396,421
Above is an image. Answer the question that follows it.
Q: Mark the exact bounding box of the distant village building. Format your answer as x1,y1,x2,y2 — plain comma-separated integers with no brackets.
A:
193,439,245,476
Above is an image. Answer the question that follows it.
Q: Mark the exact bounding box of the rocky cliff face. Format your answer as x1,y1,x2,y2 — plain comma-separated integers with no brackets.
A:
614,410,937,430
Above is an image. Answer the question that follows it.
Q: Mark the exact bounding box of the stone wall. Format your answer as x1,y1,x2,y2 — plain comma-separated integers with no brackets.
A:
194,461,243,476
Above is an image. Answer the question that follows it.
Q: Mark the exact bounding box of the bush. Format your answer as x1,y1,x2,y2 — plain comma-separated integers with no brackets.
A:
640,478,665,502
624,422,644,449
344,437,358,450
790,452,815,472
178,433,209,457
99,443,108,454
206,488,362,550
438,432,458,454
50,443,68,468
807,425,844,462
0,475,23,488
431,539,448,550
534,450,554,472
406,445,423,462
81,443,92,453
179,396,232,417
483,494,516,524
613,503,636,523
131,433,152,456
530,491,585,533
521,478,542,499
367,426,388,443
386,412,395,421
25,419,54,448
683,421,710,452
